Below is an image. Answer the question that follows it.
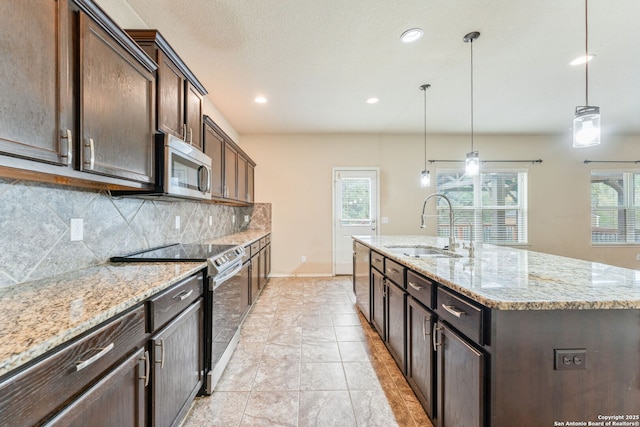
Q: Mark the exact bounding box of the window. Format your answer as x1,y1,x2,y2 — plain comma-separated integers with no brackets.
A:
591,170,640,244
435,170,528,245
340,177,372,225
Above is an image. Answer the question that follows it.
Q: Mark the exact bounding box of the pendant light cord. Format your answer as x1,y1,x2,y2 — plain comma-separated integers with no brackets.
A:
585,0,589,106
470,38,475,152
423,86,427,170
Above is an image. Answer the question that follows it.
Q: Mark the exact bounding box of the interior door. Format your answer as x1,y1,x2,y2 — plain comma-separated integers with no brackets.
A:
333,168,379,275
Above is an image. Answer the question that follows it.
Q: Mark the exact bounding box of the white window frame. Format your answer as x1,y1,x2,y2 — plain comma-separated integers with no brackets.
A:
590,169,640,245
435,168,529,245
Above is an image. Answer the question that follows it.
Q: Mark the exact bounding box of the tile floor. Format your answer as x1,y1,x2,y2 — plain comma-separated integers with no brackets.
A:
182,276,433,427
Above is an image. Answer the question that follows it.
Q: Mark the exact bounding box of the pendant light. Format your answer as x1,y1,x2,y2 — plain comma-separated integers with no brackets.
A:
464,31,480,176
420,84,431,187
573,0,600,148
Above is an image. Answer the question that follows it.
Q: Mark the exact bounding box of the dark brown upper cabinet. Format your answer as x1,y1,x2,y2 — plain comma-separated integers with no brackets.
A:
126,30,207,151
78,10,156,184
0,0,71,166
0,0,157,189
203,116,256,205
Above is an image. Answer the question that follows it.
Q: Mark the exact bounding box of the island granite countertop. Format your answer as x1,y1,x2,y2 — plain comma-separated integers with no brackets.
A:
0,230,270,378
354,235,640,311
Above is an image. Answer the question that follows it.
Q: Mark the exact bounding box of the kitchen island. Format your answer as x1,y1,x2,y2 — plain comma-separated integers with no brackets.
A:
354,235,640,427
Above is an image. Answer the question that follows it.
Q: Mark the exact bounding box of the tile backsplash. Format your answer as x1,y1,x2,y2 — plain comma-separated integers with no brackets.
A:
0,178,266,288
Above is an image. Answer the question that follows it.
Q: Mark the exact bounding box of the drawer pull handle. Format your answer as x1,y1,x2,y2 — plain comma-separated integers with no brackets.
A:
75,343,114,371
156,339,165,369
140,350,150,387
442,304,466,318
387,268,400,274
432,323,442,351
408,282,422,291
175,289,194,301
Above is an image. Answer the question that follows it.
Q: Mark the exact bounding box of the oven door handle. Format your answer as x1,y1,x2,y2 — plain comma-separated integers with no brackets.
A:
210,258,244,291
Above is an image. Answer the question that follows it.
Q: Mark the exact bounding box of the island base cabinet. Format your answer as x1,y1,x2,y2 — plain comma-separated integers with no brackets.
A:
151,299,203,427
490,309,640,426
371,268,385,339
407,297,434,419
385,279,406,374
435,321,485,427
43,348,148,427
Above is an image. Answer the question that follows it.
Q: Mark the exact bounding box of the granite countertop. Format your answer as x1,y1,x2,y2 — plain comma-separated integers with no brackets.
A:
355,235,640,311
0,230,270,378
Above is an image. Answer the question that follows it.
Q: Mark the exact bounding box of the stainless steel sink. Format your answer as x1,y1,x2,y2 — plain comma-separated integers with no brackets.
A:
385,246,461,258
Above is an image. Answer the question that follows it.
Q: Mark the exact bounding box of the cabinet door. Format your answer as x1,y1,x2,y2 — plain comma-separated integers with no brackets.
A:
185,81,203,150
44,348,148,427
353,242,370,321
224,143,238,199
237,155,247,202
0,0,72,165
407,297,434,418
151,299,203,427
157,51,185,139
386,280,406,373
203,121,225,198
371,268,385,339
249,257,260,304
79,13,155,183
436,321,485,427
247,164,255,203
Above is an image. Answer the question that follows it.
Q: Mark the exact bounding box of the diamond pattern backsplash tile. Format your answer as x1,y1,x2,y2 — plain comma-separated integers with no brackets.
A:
0,180,255,288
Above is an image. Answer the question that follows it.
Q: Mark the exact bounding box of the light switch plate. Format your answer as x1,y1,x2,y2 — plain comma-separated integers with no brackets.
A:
70,218,83,241
209,216,213,226
382,217,389,224
175,216,180,229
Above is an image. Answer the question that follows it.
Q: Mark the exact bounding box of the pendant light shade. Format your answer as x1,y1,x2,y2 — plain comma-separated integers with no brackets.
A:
420,84,431,187
573,0,600,148
465,151,480,176
464,31,480,176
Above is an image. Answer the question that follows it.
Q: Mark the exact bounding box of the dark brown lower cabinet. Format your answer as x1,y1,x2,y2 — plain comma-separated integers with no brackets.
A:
406,297,434,419
250,254,259,304
435,321,485,427
151,299,203,427
385,279,406,373
370,267,385,339
44,348,148,427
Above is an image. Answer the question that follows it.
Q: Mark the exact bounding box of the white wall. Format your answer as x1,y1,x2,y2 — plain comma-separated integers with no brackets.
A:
242,132,640,275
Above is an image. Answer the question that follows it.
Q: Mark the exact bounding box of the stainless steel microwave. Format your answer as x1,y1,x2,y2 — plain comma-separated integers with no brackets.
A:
161,133,212,200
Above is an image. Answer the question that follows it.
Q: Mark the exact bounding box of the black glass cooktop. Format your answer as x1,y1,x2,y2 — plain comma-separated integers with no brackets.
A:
111,243,238,262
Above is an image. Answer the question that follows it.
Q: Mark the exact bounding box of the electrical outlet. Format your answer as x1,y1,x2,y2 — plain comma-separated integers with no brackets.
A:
175,216,181,229
209,216,213,226
301,256,307,262
232,215,236,224
70,218,83,241
244,215,250,223
382,217,389,224
554,349,587,370
636,253,640,261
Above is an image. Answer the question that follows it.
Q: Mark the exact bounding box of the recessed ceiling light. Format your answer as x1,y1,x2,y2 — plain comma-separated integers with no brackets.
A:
366,97,379,104
400,28,424,43
254,96,268,104
570,54,595,66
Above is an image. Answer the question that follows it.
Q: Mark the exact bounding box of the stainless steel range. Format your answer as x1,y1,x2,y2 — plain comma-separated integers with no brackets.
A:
112,242,249,394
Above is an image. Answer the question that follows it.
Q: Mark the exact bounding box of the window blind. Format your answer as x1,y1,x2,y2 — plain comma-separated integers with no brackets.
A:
436,170,528,245
591,170,640,244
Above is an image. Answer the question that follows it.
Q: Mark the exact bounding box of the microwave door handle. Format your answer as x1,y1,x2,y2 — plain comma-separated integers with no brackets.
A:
197,165,210,193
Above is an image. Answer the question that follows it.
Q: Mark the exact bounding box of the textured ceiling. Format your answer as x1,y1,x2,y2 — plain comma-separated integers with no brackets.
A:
121,0,639,136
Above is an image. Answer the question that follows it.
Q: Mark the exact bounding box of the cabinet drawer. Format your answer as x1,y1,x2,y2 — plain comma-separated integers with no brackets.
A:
250,241,260,257
371,251,384,273
436,287,484,345
384,258,405,288
148,273,203,332
0,306,146,427
406,270,434,308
